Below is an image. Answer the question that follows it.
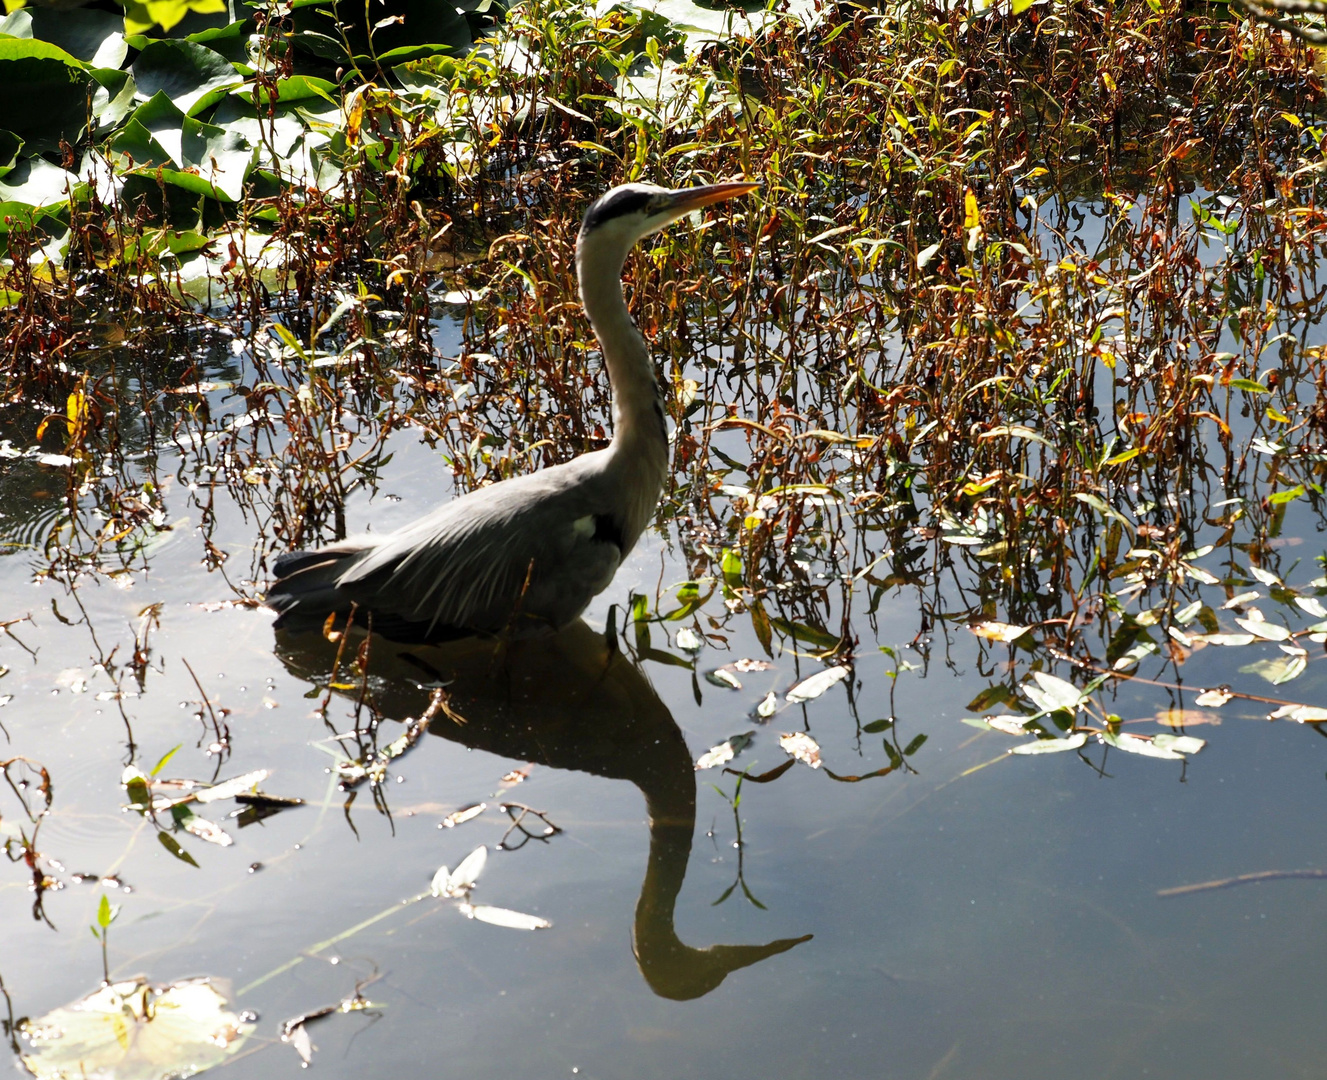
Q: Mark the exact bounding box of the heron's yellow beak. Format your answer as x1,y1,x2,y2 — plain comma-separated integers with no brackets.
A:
660,180,760,215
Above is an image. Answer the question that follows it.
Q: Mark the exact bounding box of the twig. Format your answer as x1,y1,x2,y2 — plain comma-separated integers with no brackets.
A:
1158,868,1327,897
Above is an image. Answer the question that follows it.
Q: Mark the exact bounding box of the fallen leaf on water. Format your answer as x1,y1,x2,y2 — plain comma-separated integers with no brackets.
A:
731,658,775,673
786,665,851,704
1152,733,1207,755
439,803,486,829
284,1021,314,1066
676,627,704,654
705,668,742,690
968,621,1031,642
1009,732,1089,755
1240,654,1307,685
179,810,233,847
779,732,822,768
1154,707,1222,727
1249,566,1282,587
1099,732,1185,760
1195,633,1256,647
1221,591,1261,609
1194,688,1233,707
985,715,1032,735
19,976,252,1080
457,902,551,930
756,691,778,719
1268,704,1327,723
432,845,488,898
195,769,271,803
696,732,755,770
1234,615,1291,641
1295,596,1327,619
1023,671,1085,714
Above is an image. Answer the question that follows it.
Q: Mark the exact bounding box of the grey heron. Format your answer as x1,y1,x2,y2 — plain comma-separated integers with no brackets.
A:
266,179,758,639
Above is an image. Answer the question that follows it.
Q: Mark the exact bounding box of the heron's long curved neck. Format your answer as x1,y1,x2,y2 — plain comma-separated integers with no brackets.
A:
577,240,668,468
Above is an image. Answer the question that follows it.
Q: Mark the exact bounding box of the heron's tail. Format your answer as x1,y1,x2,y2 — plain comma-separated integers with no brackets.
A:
265,542,373,629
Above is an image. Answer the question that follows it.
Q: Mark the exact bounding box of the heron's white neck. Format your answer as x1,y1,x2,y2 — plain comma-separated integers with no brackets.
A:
576,237,669,481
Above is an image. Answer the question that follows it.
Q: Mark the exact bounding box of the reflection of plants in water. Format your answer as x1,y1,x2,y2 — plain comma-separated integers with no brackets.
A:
0,756,56,926
709,768,765,910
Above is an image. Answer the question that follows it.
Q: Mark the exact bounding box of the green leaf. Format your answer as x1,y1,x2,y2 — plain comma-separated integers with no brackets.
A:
122,0,227,35
1152,733,1206,755
0,42,94,154
96,893,119,928
863,718,893,733
131,39,241,116
158,830,200,867
1009,732,1089,755
150,744,183,777
1,6,127,67
1100,731,1185,760
1228,377,1270,394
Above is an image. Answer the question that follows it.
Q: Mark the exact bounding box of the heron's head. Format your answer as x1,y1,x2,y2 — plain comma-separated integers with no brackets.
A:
577,180,759,261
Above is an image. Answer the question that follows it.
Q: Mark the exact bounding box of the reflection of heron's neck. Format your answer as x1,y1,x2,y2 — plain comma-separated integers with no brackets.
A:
632,768,810,1001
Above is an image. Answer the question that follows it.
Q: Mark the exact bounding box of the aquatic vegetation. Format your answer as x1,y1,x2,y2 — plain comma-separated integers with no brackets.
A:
3,0,1327,1074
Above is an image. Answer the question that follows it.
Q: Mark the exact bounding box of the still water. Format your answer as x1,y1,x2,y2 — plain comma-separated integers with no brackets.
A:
2,224,1327,1079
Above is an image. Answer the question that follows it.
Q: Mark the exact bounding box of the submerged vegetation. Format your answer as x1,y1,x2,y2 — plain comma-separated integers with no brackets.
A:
5,0,1327,1069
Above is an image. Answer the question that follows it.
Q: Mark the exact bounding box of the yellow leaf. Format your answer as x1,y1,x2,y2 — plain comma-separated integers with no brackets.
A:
964,190,980,231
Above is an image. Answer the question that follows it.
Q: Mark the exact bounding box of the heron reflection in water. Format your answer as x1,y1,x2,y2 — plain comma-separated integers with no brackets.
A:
274,620,810,1000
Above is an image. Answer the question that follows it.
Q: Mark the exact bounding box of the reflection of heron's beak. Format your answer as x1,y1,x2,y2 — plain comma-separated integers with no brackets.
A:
635,933,814,1001
659,180,760,216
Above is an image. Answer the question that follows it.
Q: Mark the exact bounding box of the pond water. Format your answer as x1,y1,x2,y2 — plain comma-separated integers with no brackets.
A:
2,190,1327,1080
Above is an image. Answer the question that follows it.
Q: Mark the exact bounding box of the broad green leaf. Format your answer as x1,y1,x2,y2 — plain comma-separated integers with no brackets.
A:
1009,732,1088,755
131,39,241,116
1100,732,1184,760
1227,377,1269,394
1023,671,1085,714
19,976,252,1079
1152,733,1206,755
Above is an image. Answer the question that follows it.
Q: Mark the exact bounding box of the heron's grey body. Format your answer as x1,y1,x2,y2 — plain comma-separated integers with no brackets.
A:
267,180,756,638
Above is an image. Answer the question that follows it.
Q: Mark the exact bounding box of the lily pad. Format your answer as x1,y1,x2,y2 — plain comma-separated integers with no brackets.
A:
19,977,252,1080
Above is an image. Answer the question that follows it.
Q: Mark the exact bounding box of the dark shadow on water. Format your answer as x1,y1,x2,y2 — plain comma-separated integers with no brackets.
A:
273,619,810,1000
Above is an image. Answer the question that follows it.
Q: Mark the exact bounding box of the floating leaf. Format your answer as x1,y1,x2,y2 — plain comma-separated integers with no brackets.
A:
1196,633,1256,647
1152,733,1207,755
1221,591,1261,609
19,977,252,1080
1249,566,1281,587
675,627,704,654
1234,616,1291,641
1295,597,1327,619
1009,732,1089,755
969,621,1031,642
1240,655,1307,685
178,808,232,847
1100,732,1185,760
439,803,486,829
984,715,1031,735
457,903,551,930
1023,671,1085,714
695,732,755,770
756,691,778,719
432,846,487,898
705,668,742,690
1269,704,1327,723
779,732,822,768
194,769,270,803
1193,688,1232,707
785,665,851,704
